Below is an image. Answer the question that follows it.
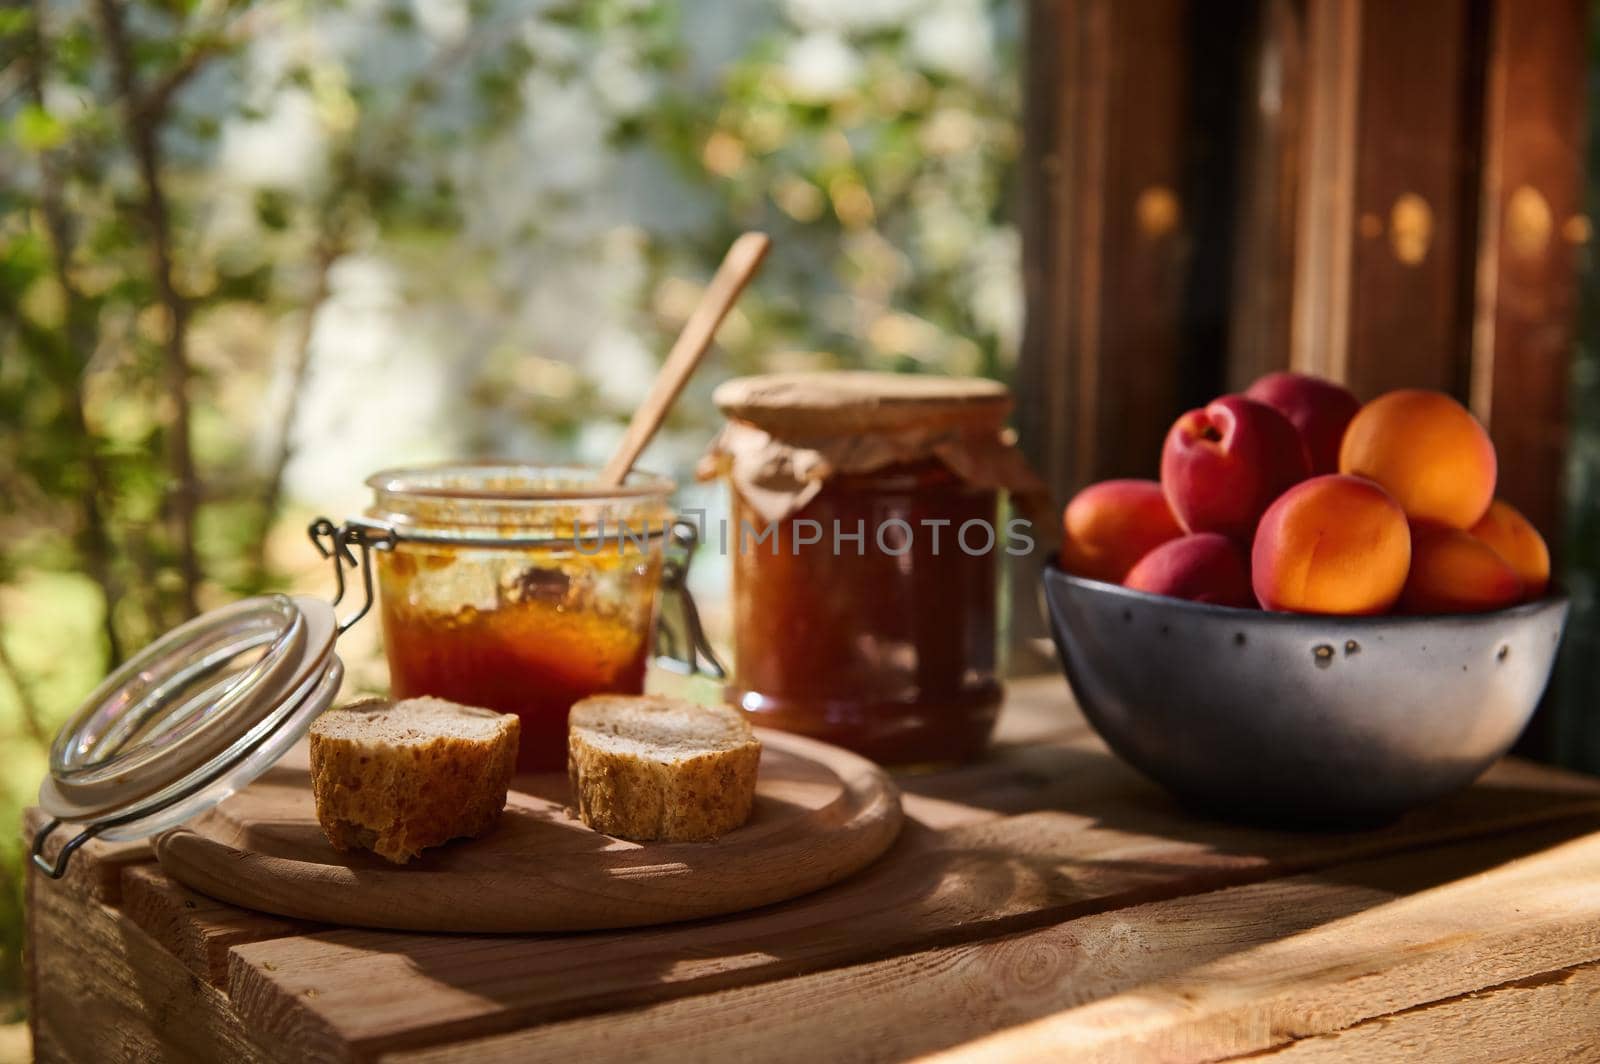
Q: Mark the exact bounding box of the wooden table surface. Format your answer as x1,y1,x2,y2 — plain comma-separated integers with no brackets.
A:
25,676,1600,1063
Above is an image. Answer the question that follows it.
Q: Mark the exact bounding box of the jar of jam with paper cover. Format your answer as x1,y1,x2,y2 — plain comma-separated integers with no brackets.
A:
700,372,1046,765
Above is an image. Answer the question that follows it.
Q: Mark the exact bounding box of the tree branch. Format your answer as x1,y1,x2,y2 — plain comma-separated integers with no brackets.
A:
93,0,203,619
139,7,263,124
140,39,220,122
23,0,126,663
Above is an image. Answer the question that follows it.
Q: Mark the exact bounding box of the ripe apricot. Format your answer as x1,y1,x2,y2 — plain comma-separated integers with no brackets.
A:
1251,474,1411,614
1060,479,1183,584
1160,395,1310,542
1244,371,1360,476
1338,389,1496,529
1468,499,1550,600
1124,533,1254,608
1400,524,1523,614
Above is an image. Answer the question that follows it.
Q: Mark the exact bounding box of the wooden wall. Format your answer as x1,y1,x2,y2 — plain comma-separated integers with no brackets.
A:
1019,0,1585,535
1014,0,1589,748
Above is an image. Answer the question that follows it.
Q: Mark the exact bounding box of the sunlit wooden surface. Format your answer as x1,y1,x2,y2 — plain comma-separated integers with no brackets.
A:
26,675,1600,1062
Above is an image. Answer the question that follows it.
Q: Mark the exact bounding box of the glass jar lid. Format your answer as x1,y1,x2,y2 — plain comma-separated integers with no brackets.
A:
32,593,342,876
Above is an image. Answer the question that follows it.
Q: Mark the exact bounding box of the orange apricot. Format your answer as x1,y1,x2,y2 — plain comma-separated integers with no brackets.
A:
1060,479,1184,584
1251,474,1411,614
1468,499,1550,600
1400,524,1523,614
1338,389,1497,529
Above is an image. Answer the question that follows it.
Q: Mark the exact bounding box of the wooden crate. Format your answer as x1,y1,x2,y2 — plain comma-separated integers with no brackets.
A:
26,677,1600,1062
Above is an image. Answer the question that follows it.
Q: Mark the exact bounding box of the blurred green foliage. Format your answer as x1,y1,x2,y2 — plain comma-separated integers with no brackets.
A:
0,0,1021,1016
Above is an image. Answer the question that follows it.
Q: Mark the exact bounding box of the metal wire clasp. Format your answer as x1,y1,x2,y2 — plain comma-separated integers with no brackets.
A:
654,518,727,680
308,517,396,634
30,818,99,879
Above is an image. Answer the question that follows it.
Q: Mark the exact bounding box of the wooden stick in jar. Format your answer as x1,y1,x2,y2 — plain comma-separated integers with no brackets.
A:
598,231,772,488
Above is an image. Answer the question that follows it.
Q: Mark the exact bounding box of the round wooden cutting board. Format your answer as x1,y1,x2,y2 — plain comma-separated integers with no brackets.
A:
153,728,902,933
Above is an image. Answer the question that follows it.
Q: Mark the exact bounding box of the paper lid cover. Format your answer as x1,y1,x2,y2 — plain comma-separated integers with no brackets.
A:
713,371,1013,437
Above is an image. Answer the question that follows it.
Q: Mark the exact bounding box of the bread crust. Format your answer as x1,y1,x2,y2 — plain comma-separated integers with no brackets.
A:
309,698,519,864
567,697,761,842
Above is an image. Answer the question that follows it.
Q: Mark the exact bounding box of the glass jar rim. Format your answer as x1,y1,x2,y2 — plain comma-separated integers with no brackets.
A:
365,461,676,504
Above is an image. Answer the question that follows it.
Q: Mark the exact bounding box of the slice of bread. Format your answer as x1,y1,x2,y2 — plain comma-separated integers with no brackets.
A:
568,695,762,842
309,697,519,864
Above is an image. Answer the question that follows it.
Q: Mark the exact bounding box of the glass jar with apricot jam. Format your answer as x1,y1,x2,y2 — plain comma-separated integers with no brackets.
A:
360,464,680,771
701,372,1045,766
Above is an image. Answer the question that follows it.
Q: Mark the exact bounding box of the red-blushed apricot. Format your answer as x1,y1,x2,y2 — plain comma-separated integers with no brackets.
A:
1124,533,1254,608
1400,524,1524,614
1338,389,1497,529
1468,499,1550,600
1251,474,1411,614
1059,479,1184,584
1244,371,1361,475
1160,395,1311,542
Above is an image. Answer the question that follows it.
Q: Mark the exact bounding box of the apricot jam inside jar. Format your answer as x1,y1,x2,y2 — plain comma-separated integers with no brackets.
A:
363,464,673,771
701,372,1046,766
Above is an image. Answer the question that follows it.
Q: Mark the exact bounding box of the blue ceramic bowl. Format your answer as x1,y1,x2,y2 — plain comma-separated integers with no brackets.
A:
1041,561,1569,822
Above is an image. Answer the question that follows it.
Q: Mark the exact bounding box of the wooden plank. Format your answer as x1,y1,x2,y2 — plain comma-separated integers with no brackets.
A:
1018,0,1105,502
120,865,313,986
1469,0,1587,549
221,725,1600,1063
1223,960,1600,1061
27,868,274,1064
22,806,154,905
929,822,1600,1062
1095,0,1195,470
23,857,39,1063
382,821,1600,1064
1227,0,1306,390
1012,0,1197,670
1017,0,1194,495
906,717,1600,830
1290,0,1360,381
1473,0,1588,769
1012,0,1115,673
1343,0,1478,398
